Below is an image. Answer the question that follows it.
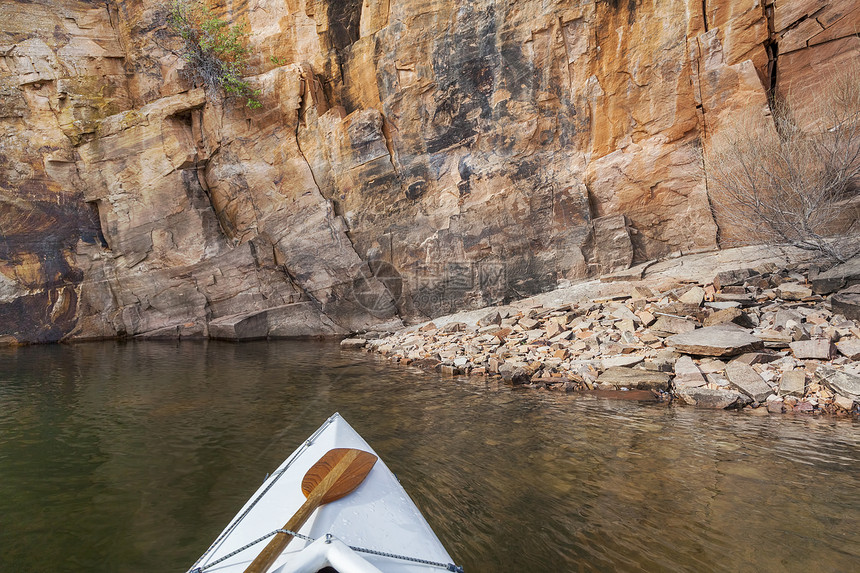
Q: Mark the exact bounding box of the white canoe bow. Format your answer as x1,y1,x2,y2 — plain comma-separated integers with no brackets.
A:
188,413,463,573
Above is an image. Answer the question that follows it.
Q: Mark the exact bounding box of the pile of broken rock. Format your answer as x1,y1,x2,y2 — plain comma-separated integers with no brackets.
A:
344,259,860,416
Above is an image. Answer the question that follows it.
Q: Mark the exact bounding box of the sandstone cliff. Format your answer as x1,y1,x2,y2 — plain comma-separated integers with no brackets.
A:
1,0,857,343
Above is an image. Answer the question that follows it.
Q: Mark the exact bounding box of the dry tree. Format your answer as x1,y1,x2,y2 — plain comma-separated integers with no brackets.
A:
705,64,860,263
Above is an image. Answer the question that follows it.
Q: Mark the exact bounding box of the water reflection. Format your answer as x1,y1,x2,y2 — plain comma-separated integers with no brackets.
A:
0,341,857,572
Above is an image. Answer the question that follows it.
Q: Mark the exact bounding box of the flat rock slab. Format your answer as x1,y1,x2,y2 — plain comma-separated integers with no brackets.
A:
673,355,706,388
596,367,670,390
789,339,835,360
676,387,751,409
602,355,645,369
713,293,755,305
726,361,774,402
706,301,742,310
815,366,860,401
667,324,763,357
835,339,860,360
340,338,367,349
779,370,806,397
775,282,812,300
652,315,698,336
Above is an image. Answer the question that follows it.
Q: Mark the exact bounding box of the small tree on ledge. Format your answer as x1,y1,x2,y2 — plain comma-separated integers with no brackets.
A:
165,0,261,108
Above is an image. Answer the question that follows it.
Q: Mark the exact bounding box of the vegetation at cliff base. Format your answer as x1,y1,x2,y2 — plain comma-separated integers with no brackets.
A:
706,65,860,263
165,0,261,108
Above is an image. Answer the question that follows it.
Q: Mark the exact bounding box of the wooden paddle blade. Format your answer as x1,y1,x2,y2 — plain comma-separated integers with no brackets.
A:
302,448,377,504
244,448,377,573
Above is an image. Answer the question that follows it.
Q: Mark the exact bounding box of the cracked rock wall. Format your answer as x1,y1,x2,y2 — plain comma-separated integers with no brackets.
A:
0,0,857,343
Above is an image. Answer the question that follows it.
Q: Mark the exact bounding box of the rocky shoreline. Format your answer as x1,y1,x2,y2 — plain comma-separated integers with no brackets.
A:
343,249,860,417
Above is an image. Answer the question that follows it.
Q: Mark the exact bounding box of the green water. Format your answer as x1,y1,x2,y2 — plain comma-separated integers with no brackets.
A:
0,341,857,572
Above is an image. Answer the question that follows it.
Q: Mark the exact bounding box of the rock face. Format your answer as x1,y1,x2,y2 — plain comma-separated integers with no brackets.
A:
1,0,858,343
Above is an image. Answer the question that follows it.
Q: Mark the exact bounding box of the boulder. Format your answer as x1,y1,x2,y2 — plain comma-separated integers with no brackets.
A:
758,329,794,348
591,214,634,275
267,303,352,338
834,395,856,411
596,367,671,391
733,352,780,365
811,256,860,294
766,396,785,414
498,363,531,385
208,311,268,341
442,322,467,333
773,309,804,329
651,315,698,336
667,324,763,357
726,361,774,402
477,310,502,327
830,288,860,321
815,366,860,401
679,286,706,306
713,269,757,290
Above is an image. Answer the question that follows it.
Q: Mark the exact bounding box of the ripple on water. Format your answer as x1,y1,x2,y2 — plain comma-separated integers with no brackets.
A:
0,341,857,573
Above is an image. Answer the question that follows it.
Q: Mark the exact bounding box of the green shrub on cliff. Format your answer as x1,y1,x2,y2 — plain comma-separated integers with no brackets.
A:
165,0,261,108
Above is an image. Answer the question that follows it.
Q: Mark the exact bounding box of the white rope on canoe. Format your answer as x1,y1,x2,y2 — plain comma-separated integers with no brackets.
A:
187,415,338,573
189,528,313,572
190,529,464,573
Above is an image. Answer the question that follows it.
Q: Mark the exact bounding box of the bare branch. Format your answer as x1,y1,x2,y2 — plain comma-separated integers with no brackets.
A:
705,64,860,263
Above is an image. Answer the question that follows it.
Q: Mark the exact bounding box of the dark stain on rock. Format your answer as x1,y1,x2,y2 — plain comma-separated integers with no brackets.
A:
512,159,539,181
328,0,363,50
0,286,79,344
0,196,105,341
405,180,426,200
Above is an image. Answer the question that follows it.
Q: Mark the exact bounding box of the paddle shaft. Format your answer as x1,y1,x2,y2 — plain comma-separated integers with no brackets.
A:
244,449,363,573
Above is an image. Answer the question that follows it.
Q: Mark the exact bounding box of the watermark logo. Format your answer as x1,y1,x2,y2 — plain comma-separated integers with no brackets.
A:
350,260,403,316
